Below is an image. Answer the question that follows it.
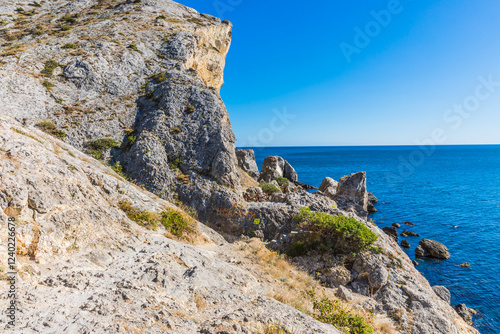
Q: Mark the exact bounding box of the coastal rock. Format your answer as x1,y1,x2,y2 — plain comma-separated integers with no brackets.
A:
236,149,259,179
416,239,450,259
367,192,378,213
258,156,298,183
319,177,338,198
459,262,471,268
454,304,476,324
335,172,368,214
382,226,399,242
401,230,420,237
403,221,416,226
401,240,411,248
368,266,389,290
412,260,419,266
433,286,451,304
392,223,401,228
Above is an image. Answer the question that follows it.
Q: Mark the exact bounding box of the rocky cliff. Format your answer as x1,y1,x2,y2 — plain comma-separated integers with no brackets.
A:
0,1,481,333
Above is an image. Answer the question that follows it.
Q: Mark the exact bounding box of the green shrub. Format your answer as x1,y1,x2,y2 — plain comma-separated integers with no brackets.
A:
128,44,138,51
41,59,59,77
85,138,119,159
119,200,158,230
60,26,71,31
42,80,55,91
259,182,280,196
308,291,373,334
185,105,195,114
286,240,312,257
153,71,167,83
62,43,78,49
291,207,377,255
169,154,184,170
36,121,66,138
111,161,127,179
171,127,181,135
161,209,191,237
276,177,289,186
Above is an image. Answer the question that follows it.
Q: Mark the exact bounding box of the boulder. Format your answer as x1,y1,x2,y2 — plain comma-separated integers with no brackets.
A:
235,149,259,179
403,221,415,226
432,286,451,304
401,240,410,248
258,156,298,183
392,223,401,228
412,260,419,266
368,266,389,290
401,230,420,237
382,226,399,242
319,177,338,198
335,172,368,214
459,262,471,268
415,239,450,259
336,285,354,301
454,304,476,324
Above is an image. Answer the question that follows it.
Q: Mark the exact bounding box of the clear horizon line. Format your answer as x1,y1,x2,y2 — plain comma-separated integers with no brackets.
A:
236,143,500,148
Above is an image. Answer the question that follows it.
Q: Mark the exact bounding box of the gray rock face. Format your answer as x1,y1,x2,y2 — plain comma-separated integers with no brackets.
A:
236,149,259,178
416,239,450,259
336,285,354,301
368,266,389,290
334,172,368,215
433,286,451,304
0,116,340,334
319,177,338,198
367,192,378,213
258,156,298,183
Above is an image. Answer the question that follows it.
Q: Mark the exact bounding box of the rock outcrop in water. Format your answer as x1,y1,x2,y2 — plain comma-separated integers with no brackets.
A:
415,239,451,259
0,0,479,333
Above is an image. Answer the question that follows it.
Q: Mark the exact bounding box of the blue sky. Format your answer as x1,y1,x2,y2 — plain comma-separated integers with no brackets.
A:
180,0,500,146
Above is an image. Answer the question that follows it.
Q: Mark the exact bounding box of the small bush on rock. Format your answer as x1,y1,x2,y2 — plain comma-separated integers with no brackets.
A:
161,209,192,237
291,207,377,255
36,121,67,139
85,138,119,159
276,177,289,186
308,290,374,334
259,182,280,196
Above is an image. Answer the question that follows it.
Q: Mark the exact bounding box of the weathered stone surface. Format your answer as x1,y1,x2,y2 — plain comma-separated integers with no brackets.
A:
368,266,389,290
258,156,298,183
336,285,354,301
236,149,259,178
433,286,451,304
0,116,340,334
416,239,450,259
324,266,353,287
319,177,338,198
392,223,401,228
335,172,368,215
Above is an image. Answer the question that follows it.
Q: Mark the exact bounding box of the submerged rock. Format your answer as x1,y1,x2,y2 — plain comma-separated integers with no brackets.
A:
392,223,401,228
415,239,450,259
401,240,410,248
235,149,259,179
459,262,471,268
401,230,420,237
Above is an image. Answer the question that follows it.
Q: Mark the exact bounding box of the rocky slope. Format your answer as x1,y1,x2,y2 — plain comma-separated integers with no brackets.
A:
0,0,481,333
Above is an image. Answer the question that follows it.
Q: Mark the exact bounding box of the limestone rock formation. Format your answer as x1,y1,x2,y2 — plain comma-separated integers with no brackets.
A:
236,149,259,179
319,177,338,198
383,226,399,242
258,156,298,183
415,239,451,259
335,172,368,215
454,304,477,324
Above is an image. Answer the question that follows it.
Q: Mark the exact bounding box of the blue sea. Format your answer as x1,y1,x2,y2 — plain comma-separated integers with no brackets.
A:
246,145,500,333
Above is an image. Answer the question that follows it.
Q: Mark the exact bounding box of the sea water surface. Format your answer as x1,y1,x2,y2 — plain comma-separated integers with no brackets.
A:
244,145,500,333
